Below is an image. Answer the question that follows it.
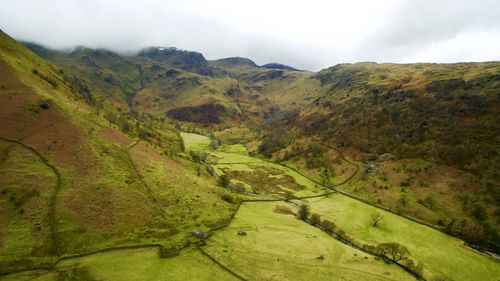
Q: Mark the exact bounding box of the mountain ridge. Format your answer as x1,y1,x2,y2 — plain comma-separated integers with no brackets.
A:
1,30,499,280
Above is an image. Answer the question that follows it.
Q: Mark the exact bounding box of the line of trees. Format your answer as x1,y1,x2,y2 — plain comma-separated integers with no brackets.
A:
296,204,424,278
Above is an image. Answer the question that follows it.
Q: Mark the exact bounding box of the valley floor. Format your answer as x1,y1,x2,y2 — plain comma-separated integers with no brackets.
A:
1,132,498,281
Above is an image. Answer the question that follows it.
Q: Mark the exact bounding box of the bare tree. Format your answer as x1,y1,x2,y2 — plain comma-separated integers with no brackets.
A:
371,211,384,227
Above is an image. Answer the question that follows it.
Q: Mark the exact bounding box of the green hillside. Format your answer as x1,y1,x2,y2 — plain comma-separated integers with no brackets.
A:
0,30,237,274
0,29,498,281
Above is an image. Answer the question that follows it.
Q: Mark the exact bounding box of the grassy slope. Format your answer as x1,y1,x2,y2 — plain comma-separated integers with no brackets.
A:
0,247,238,281
180,132,211,152
258,62,500,248
0,141,57,267
0,31,235,273
25,43,273,128
303,62,500,182
203,202,415,281
305,194,500,281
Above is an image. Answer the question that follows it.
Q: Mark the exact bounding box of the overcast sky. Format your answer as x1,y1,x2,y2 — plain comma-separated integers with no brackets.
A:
1,0,499,70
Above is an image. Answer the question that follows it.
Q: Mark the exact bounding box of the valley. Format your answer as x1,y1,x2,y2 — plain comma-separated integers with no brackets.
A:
0,28,498,281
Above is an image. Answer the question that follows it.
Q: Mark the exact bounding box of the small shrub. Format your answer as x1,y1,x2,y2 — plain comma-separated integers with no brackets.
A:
309,213,321,225
371,211,383,226
273,205,295,215
39,99,51,109
220,192,236,203
219,174,230,187
297,204,310,221
158,246,180,258
404,258,424,276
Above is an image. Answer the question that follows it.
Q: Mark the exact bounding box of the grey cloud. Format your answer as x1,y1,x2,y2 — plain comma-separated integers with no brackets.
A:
0,0,499,71
355,0,500,62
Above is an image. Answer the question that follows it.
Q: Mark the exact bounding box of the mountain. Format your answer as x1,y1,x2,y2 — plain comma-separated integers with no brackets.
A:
0,30,237,274
138,47,219,76
20,38,500,251
261,62,299,71
257,62,500,248
2,31,499,280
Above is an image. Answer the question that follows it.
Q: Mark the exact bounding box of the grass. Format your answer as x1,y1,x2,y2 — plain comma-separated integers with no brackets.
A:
0,247,239,281
208,149,260,164
213,127,256,143
0,32,235,273
0,141,58,271
128,141,236,234
305,194,500,281
202,201,415,281
209,144,325,197
343,157,497,227
2,30,498,281
180,132,211,152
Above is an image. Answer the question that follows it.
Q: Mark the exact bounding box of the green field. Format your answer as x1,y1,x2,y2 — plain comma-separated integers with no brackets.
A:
0,247,238,281
304,194,500,281
209,144,326,198
180,132,211,152
202,201,415,281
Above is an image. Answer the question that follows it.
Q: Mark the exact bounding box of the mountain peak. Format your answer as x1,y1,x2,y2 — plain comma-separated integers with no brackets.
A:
137,46,211,75
138,46,207,66
261,62,299,71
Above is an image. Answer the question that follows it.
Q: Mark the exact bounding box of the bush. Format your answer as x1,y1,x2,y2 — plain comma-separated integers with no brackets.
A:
189,150,208,163
273,205,295,215
309,213,321,225
220,191,237,203
219,174,230,187
320,219,337,233
158,246,180,258
39,99,51,109
404,258,424,276
297,204,310,221
32,68,58,89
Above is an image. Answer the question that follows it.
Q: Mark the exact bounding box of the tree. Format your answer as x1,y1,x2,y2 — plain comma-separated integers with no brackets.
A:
376,242,409,262
320,219,336,233
219,175,229,187
190,151,208,163
404,258,424,276
371,211,383,227
309,213,321,225
297,204,310,221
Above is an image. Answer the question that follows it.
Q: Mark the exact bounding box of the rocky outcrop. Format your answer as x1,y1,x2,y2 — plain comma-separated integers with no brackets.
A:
261,63,299,71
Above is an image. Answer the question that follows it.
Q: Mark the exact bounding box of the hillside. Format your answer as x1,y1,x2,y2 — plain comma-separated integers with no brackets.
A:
0,30,498,281
257,62,500,249
0,30,238,274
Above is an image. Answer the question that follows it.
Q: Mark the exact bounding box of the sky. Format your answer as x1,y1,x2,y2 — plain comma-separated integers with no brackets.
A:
0,0,499,71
